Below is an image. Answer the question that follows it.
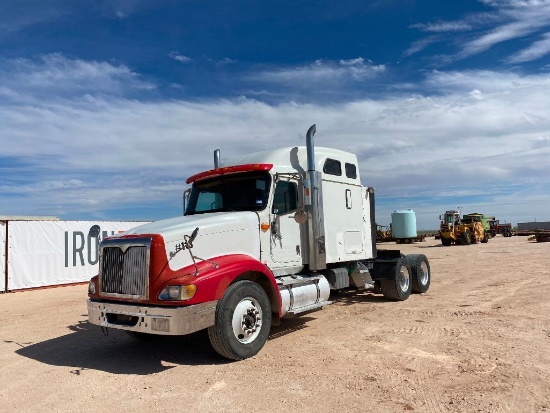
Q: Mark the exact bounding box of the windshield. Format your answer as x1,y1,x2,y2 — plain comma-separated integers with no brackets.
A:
185,172,271,215
444,214,457,224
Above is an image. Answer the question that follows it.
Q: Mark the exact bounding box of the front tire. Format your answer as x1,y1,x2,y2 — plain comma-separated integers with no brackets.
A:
441,237,452,246
208,280,272,360
380,258,412,301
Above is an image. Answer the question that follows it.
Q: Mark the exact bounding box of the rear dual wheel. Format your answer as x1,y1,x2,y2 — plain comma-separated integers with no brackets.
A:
404,254,431,294
380,258,413,301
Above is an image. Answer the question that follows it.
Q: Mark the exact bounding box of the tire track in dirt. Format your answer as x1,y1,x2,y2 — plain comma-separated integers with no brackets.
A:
410,370,451,413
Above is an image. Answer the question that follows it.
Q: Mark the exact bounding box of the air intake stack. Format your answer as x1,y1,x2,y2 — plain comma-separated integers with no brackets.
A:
305,124,327,271
214,149,221,169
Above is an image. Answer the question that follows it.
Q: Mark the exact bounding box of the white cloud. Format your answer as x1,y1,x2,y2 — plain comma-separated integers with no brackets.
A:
508,32,550,62
460,21,535,57
1,56,550,226
110,0,152,19
169,52,193,63
0,1,158,35
410,21,472,32
403,36,440,57
409,0,550,63
0,54,154,98
251,58,386,86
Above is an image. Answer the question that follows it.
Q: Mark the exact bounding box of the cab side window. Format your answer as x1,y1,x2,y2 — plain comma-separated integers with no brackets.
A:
272,181,298,214
323,159,342,176
345,163,357,179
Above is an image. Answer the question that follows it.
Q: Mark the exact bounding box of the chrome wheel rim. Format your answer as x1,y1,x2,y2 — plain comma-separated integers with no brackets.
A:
419,262,429,286
399,265,411,292
231,297,262,344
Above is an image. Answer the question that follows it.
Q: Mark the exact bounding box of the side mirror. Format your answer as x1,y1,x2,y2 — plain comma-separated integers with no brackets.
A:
183,188,192,215
89,225,101,238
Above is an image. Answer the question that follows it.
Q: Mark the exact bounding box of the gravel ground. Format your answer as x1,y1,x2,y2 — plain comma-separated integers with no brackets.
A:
1,236,549,413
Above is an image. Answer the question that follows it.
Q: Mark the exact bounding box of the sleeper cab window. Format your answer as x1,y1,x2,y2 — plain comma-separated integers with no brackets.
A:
323,159,342,176
345,163,357,179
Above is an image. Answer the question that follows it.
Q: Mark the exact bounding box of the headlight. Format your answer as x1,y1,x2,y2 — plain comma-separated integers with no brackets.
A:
158,285,196,301
88,280,96,294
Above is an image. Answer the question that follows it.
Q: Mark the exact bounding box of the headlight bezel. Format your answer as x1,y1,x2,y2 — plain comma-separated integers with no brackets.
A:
158,284,196,301
88,280,96,295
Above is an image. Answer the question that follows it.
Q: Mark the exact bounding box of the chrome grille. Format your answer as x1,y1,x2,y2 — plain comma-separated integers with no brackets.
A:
99,238,151,300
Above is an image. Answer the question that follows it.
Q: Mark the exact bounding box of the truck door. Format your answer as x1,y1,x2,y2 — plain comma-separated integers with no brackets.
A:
270,179,303,265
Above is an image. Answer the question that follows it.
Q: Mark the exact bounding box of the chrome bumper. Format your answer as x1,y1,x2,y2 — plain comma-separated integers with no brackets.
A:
87,299,217,335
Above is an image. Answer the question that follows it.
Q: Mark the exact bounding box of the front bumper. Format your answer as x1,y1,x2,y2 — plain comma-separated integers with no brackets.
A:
87,299,218,335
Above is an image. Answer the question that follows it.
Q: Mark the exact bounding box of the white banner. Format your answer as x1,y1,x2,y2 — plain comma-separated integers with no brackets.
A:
1,221,5,292
7,220,149,290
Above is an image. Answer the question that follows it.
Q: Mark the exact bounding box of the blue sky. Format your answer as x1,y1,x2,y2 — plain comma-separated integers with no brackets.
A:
1,0,550,229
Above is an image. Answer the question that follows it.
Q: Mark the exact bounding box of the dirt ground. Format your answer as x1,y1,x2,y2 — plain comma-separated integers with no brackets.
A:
1,236,549,413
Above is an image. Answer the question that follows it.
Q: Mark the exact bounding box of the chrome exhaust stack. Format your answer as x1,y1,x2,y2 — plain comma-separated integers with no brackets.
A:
305,124,327,271
214,149,221,169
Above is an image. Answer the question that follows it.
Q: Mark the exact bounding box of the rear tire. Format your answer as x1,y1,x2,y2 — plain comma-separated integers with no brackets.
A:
405,254,431,294
208,280,272,361
460,231,471,245
380,258,412,301
441,237,452,246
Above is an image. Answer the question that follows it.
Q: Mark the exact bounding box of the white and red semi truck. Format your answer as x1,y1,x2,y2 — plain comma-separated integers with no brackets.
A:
87,125,431,360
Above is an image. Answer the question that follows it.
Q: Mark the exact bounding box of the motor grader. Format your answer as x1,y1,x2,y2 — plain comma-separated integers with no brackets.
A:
439,210,488,246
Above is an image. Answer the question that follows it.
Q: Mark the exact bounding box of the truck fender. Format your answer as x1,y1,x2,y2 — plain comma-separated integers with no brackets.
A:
172,254,283,318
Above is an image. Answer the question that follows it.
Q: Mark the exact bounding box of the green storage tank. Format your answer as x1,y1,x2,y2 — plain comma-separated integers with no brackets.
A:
391,209,417,239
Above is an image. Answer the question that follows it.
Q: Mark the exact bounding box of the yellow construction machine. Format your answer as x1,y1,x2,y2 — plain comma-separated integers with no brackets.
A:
376,224,393,243
439,210,488,246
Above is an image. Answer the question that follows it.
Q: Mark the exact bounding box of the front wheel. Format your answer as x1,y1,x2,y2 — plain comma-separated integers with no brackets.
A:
208,281,272,360
441,237,452,246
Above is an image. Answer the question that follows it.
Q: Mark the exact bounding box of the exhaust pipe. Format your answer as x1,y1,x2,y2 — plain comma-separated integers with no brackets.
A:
306,125,316,173
214,149,221,169
305,124,326,271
